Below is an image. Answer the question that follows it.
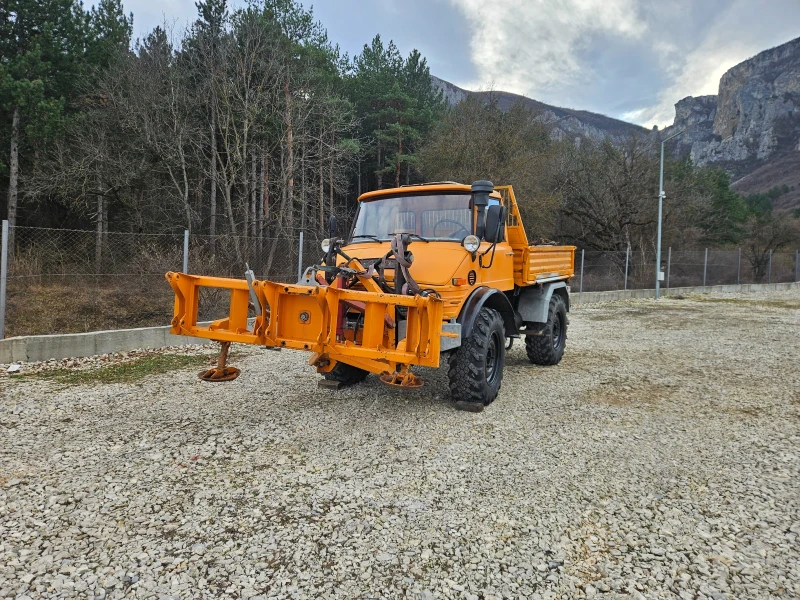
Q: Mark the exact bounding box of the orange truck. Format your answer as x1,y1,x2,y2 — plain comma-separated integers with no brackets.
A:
166,181,575,411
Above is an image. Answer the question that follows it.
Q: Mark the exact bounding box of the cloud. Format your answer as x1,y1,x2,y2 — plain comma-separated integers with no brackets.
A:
623,37,760,127
449,0,646,96
449,0,800,128
119,0,800,128
622,4,766,127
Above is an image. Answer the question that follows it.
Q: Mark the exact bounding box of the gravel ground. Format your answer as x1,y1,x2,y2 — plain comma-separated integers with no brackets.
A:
1,289,799,600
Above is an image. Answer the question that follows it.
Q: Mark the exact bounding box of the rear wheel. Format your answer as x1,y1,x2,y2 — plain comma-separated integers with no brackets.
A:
448,307,506,409
323,361,369,386
525,294,567,365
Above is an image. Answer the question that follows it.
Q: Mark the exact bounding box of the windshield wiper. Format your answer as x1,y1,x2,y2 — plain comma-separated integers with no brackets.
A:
350,234,381,242
390,232,431,243
407,234,430,243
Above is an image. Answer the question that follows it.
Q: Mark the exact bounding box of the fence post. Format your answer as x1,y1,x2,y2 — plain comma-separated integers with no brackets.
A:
623,246,629,290
703,248,708,287
182,230,189,274
297,231,304,282
768,249,772,284
0,220,7,340
579,249,584,294
666,247,671,289
737,248,741,285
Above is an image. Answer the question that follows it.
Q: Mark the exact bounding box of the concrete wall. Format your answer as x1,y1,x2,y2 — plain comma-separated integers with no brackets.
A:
0,325,208,364
572,281,799,305
1,282,798,364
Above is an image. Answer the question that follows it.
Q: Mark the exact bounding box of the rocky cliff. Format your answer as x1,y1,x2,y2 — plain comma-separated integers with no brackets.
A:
431,75,648,144
663,36,800,205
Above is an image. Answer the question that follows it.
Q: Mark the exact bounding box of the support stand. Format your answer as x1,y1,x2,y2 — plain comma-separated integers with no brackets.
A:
199,341,241,382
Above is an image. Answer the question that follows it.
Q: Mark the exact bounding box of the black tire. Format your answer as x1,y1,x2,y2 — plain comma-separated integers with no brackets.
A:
323,361,369,385
525,294,567,365
448,307,506,405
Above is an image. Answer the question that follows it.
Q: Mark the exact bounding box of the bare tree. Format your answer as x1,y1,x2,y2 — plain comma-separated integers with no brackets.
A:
742,210,800,280
212,10,282,260
121,27,201,233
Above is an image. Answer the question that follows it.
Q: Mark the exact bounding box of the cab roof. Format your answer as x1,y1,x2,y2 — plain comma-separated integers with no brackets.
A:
357,182,502,202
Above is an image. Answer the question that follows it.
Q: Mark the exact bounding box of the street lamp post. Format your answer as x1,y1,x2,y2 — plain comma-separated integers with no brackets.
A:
655,129,684,300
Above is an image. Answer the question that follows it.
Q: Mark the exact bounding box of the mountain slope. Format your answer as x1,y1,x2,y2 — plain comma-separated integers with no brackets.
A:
431,76,649,143
729,153,800,209
662,36,800,207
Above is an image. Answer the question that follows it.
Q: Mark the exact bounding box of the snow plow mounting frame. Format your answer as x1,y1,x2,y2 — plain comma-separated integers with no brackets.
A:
165,271,444,376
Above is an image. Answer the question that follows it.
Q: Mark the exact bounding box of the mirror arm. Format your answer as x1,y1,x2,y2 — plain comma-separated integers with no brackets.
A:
479,242,497,269
479,212,504,269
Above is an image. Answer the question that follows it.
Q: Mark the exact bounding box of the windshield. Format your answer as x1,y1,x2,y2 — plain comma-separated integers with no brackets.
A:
350,193,473,242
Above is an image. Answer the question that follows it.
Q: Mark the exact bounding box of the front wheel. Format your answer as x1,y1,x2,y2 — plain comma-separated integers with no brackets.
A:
448,307,506,408
323,361,369,386
525,294,567,365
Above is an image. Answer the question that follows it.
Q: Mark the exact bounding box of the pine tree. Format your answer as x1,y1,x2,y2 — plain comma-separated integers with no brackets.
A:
348,36,443,190
1,0,90,257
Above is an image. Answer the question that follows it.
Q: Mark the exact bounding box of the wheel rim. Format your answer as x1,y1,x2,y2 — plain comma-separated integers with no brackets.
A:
486,331,501,385
552,312,565,350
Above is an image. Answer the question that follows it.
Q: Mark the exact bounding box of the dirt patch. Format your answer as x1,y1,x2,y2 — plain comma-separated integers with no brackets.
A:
584,378,677,408
691,296,800,310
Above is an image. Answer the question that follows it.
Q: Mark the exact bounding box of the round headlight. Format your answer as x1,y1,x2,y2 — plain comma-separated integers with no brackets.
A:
321,238,331,253
462,235,480,253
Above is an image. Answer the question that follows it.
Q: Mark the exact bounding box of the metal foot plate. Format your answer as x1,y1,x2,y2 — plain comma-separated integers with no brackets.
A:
198,367,241,382
318,379,345,390
454,401,485,413
379,369,423,389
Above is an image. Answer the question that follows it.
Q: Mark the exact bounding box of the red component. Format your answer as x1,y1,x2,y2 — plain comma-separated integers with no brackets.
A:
335,276,346,339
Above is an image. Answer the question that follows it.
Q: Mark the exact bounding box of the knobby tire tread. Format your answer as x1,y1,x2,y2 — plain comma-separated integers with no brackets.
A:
448,307,505,405
324,362,369,385
525,294,567,365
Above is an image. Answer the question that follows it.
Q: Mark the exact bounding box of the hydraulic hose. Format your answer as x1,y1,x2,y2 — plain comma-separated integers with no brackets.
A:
390,234,420,295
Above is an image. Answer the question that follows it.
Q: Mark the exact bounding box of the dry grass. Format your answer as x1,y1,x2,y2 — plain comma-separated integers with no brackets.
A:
9,353,216,386
5,278,174,337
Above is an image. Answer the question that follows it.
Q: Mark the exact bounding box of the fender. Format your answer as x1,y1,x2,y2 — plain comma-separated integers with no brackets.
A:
517,281,570,324
458,286,519,339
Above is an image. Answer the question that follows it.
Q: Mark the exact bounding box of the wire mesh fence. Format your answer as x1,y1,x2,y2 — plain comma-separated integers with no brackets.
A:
0,224,798,337
1,226,318,337
576,248,799,292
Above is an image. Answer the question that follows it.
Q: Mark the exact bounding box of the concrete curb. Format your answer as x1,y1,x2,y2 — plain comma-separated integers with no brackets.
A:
572,281,800,305
0,325,208,364
1,282,798,363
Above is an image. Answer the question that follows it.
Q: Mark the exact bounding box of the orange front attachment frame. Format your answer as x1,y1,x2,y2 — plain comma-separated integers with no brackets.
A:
165,272,444,374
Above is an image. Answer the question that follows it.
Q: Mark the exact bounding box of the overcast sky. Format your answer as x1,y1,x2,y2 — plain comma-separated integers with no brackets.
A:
121,0,800,128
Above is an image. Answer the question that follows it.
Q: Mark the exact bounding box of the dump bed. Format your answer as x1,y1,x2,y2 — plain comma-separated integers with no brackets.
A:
515,245,576,286
494,185,576,287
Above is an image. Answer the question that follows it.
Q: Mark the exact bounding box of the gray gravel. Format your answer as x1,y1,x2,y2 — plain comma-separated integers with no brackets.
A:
1,289,799,600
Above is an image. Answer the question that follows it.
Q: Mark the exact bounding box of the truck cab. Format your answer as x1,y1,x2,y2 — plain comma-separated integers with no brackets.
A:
338,182,515,321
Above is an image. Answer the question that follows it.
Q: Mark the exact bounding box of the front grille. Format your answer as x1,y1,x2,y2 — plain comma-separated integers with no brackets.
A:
361,257,397,270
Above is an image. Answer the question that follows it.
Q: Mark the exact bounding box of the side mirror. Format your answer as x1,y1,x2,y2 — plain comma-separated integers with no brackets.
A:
484,205,506,243
471,180,493,239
